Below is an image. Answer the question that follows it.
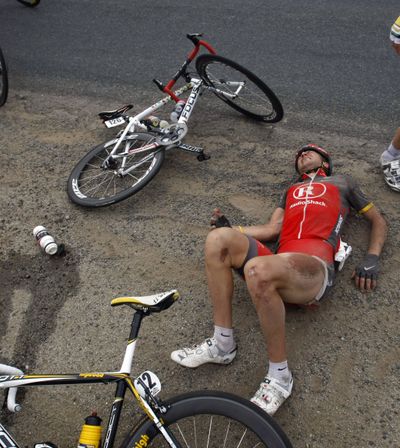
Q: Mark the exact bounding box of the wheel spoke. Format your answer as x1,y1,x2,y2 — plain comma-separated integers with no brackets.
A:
193,417,198,448
207,416,213,448
206,66,272,115
196,54,283,122
68,133,164,206
222,421,231,448
175,423,190,448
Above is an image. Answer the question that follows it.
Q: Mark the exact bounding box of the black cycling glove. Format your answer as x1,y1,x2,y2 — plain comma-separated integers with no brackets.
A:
354,254,379,281
214,215,232,228
210,209,232,228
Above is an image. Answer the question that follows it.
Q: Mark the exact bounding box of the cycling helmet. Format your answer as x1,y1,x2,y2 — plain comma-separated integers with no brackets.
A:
295,144,333,176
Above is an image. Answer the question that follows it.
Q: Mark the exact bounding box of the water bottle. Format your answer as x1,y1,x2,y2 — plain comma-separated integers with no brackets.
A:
77,412,102,448
170,100,185,123
33,226,58,255
147,115,161,127
144,115,169,129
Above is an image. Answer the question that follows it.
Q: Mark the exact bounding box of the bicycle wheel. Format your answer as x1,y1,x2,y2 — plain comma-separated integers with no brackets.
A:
0,47,8,107
15,0,40,7
122,391,292,448
196,54,283,123
67,133,165,207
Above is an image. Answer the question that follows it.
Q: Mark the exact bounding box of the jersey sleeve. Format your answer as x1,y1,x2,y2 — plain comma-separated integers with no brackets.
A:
277,189,287,209
346,176,373,213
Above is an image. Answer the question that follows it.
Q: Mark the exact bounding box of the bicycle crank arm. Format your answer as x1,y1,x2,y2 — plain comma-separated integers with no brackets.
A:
177,143,210,161
177,142,204,154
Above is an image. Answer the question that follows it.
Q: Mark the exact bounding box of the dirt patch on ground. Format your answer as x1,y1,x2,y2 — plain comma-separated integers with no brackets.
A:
0,88,399,447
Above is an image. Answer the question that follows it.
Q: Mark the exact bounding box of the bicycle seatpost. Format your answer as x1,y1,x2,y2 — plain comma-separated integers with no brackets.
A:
129,310,147,340
119,310,148,373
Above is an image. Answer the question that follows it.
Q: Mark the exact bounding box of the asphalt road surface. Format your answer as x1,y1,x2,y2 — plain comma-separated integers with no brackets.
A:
0,0,399,129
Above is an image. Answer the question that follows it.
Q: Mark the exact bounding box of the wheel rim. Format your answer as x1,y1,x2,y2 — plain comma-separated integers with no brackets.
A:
0,58,6,102
73,136,159,202
0,68,3,95
204,61,277,119
146,414,267,447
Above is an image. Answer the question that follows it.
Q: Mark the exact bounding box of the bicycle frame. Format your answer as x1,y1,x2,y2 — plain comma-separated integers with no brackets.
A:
108,81,197,164
103,36,217,170
101,35,252,177
0,308,177,448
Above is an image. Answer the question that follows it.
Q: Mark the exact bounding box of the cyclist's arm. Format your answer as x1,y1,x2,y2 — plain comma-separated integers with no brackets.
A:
346,175,387,256
361,206,387,256
233,207,284,241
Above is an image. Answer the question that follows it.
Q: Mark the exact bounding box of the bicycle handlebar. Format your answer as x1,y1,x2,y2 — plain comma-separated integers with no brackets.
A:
0,364,23,412
186,33,202,45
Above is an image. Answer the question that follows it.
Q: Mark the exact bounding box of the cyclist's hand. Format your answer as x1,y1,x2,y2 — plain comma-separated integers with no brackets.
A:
352,254,379,292
210,208,232,229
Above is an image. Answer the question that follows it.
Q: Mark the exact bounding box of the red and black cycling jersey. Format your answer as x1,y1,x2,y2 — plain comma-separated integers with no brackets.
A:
276,169,373,263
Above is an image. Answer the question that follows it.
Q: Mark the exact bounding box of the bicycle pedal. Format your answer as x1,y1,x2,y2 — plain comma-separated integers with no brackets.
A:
197,152,211,161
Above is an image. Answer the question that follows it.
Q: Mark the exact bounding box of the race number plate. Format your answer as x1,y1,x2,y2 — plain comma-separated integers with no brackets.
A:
0,424,19,448
134,370,162,398
104,116,125,128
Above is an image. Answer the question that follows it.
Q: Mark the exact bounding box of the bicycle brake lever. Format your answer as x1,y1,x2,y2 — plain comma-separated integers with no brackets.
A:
153,79,164,92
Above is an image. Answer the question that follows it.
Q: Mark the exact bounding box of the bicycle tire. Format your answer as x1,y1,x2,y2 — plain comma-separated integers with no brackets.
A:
15,0,40,7
196,54,283,123
0,47,8,107
121,391,292,448
67,133,165,207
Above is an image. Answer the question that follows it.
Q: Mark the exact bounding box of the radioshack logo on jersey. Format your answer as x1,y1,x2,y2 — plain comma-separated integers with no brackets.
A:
293,183,327,199
289,183,327,209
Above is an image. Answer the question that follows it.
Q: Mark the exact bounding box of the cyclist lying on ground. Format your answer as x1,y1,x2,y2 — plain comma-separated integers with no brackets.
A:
171,144,387,415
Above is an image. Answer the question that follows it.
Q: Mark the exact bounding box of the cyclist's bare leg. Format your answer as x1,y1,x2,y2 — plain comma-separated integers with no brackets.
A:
244,253,325,362
392,127,400,151
204,228,249,328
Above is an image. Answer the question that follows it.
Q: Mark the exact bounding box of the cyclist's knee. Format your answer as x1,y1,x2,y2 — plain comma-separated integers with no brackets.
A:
244,258,279,298
205,227,235,252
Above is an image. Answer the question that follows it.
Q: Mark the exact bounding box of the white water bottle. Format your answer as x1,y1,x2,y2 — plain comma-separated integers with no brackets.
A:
170,100,185,123
33,226,58,255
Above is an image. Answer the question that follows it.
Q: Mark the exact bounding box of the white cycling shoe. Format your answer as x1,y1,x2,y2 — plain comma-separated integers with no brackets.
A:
381,157,400,192
171,337,237,368
251,375,293,416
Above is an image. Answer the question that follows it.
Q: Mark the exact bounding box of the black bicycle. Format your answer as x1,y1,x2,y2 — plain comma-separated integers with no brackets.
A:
0,47,8,107
0,290,292,447
1,1,41,105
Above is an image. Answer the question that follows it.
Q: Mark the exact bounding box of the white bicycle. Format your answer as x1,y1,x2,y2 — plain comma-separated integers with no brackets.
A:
67,33,284,207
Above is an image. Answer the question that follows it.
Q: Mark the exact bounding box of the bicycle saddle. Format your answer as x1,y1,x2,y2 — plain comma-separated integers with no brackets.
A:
111,289,179,312
187,33,202,38
98,104,133,120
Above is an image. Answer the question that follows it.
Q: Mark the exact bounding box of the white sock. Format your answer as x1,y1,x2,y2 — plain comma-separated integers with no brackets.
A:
267,361,292,387
213,326,235,353
382,143,400,162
